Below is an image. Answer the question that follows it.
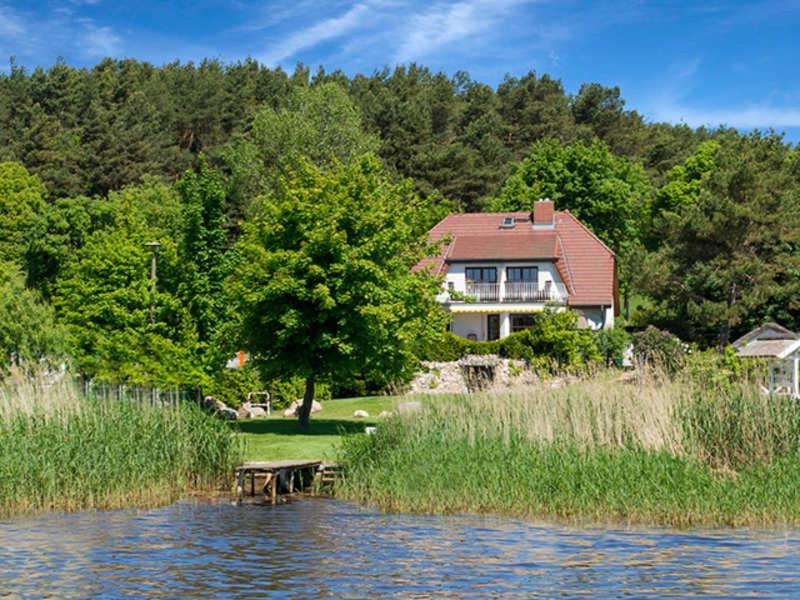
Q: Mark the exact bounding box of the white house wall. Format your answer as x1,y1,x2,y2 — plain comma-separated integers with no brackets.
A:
451,313,485,340
572,306,614,330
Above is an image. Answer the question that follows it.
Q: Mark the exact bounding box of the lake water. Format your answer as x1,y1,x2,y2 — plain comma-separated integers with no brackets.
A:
1,498,799,598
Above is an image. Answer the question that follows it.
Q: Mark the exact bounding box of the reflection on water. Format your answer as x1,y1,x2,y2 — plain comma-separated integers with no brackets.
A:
1,498,799,598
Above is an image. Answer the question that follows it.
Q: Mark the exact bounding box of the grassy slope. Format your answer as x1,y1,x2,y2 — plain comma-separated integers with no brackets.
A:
235,396,397,461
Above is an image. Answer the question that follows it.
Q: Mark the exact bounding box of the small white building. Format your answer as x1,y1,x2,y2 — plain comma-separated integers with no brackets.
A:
733,323,800,397
415,199,618,341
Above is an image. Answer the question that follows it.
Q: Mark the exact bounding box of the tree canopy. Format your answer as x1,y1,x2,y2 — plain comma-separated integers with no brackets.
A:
230,155,446,427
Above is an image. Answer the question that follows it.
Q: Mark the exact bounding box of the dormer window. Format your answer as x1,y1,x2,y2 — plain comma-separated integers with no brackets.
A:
500,216,515,229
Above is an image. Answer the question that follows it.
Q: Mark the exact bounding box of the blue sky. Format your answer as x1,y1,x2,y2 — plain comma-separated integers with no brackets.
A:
2,1,799,142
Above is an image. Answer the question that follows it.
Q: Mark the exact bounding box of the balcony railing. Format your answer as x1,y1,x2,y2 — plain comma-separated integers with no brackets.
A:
461,281,567,303
464,282,499,302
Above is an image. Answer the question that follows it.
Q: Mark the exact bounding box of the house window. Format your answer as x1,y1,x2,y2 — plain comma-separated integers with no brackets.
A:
487,314,500,341
465,267,497,283
506,266,538,283
510,314,535,333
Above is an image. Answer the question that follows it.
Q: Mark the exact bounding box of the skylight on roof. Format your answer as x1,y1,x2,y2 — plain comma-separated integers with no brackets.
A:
500,216,515,228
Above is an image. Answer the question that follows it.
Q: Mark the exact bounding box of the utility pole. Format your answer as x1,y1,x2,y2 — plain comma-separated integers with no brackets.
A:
144,242,161,324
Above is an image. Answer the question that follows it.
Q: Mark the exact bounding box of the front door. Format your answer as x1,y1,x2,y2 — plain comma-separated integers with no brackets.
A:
487,314,500,341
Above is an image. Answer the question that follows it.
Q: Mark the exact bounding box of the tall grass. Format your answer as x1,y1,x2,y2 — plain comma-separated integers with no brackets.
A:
0,373,242,518
337,374,800,526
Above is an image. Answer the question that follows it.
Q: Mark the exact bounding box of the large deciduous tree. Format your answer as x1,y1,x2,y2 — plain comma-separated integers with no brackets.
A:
176,156,229,347
231,155,446,429
224,82,379,215
0,262,64,367
0,162,47,264
488,138,651,256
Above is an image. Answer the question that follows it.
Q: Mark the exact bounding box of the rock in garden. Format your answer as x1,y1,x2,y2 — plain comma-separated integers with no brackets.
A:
218,407,238,420
353,409,370,418
249,406,267,418
311,400,323,413
237,405,251,419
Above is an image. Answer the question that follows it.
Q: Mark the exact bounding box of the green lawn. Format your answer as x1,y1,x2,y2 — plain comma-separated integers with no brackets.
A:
234,396,398,461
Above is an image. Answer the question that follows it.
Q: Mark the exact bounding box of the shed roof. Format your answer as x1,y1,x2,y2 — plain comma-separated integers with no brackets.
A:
736,338,800,359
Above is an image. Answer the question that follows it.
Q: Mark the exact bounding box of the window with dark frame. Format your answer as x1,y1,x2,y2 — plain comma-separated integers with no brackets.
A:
506,266,538,282
465,267,497,283
510,314,535,333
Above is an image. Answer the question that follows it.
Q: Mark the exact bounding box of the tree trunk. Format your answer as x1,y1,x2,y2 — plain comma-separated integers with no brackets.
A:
298,376,315,431
718,282,737,350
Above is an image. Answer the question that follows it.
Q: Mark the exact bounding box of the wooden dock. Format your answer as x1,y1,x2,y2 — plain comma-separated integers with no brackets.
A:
234,460,341,504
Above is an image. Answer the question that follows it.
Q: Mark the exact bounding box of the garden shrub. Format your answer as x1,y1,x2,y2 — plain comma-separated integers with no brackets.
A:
632,325,686,372
419,309,602,370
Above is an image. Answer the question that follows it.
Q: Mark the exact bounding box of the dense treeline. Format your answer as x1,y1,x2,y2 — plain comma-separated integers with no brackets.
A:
1,57,799,403
0,58,705,208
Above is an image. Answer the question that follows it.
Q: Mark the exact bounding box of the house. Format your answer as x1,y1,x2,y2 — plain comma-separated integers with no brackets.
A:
415,199,618,341
733,322,800,397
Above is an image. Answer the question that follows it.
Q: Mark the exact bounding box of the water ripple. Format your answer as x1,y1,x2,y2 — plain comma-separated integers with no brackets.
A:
1,499,800,598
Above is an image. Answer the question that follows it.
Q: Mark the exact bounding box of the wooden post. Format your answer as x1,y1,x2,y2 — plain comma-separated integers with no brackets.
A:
235,468,244,502
250,470,255,497
271,470,279,505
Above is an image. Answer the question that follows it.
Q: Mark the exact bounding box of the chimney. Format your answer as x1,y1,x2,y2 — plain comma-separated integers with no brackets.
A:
532,198,555,229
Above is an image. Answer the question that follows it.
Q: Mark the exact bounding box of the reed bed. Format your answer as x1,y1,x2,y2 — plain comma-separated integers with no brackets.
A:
337,375,800,526
0,373,242,518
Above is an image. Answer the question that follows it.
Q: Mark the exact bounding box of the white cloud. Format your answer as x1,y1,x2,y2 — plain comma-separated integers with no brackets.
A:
0,13,25,39
79,22,121,57
394,0,531,63
652,104,800,129
259,3,373,66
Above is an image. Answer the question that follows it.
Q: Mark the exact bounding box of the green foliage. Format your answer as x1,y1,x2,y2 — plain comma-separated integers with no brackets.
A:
0,263,65,366
176,156,230,346
488,138,651,257
681,347,743,389
0,162,47,264
632,326,686,372
230,155,448,408
421,310,601,369
637,132,800,345
52,183,203,388
596,326,632,364
224,83,379,213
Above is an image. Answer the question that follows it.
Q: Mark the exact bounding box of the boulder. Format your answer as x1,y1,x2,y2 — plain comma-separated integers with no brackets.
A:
283,400,301,417
218,406,238,420
249,406,267,418
353,409,370,418
283,399,322,417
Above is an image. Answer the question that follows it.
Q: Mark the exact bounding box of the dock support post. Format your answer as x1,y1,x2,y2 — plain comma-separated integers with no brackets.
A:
235,468,244,502
271,470,279,505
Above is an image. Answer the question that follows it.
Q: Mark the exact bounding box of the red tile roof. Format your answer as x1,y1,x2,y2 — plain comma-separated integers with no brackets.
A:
415,210,616,307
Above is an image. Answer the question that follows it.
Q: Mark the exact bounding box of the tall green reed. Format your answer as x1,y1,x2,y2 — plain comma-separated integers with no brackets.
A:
0,374,242,517
337,374,800,526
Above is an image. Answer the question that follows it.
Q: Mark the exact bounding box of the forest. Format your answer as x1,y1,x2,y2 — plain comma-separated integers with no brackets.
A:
1,57,798,399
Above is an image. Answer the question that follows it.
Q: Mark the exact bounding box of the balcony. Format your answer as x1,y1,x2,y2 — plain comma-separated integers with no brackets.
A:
461,281,568,304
